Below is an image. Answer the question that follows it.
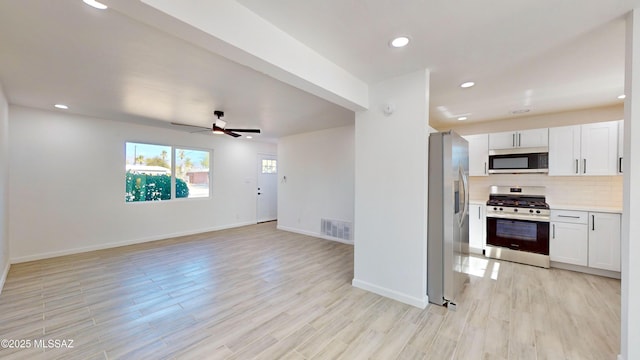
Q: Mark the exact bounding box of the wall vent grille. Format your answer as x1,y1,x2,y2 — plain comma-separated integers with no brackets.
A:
321,219,353,241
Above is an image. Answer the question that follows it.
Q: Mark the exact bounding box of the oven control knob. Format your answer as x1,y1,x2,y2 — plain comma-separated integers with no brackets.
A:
513,208,518,212
499,207,503,211
529,209,534,213
536,210,541,214
493,207,497,211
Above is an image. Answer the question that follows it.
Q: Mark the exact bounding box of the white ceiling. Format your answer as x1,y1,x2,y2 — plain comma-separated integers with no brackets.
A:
1,0,638,140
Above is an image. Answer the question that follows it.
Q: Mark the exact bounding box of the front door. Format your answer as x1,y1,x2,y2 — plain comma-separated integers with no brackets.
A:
257,154,277,222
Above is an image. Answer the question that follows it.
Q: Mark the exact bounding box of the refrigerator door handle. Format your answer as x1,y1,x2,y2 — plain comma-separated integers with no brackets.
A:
458,165,469,228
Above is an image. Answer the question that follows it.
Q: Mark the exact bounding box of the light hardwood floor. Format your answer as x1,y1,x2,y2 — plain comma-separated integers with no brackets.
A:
0,222,620,359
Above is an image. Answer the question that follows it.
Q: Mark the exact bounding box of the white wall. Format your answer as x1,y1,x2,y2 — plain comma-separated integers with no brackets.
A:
8,106,276,262
353,69,430,308
622,9,640,360
0,84,9,293
277,125,354,241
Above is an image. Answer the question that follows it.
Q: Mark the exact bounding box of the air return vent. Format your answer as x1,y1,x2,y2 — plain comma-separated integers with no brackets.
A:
321,218,353,241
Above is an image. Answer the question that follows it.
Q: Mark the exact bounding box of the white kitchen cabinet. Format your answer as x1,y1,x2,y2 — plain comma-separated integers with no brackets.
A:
581,121,618,175
549,209,621,273
618,119,624,174
489,128,548,150
518,128,549,148
548,121,618,176
464,134,489,176
469,203,485,254
548,125,581,176
550,210,588,266
588,212,621,272
489,131,518,150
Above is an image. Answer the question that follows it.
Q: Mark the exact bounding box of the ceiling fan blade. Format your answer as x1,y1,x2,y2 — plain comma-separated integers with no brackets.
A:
170,122,214,133
170,122,210,130
224,129,242,137
225,128,261,134
212,124,241,137
176,121,255,138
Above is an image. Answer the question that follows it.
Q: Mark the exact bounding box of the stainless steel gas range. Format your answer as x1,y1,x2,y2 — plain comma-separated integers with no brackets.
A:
485,186,550,268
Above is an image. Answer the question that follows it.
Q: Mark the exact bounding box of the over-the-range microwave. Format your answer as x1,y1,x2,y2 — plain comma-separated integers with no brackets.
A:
488,148,549,174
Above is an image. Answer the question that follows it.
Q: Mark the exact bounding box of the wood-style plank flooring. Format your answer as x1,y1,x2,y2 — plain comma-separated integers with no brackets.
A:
0,222,620,359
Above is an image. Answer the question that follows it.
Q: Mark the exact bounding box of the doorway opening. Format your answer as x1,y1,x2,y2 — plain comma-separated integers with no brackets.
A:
257,154,277,223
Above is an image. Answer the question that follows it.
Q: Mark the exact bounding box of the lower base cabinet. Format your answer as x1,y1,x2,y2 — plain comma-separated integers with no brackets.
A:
550,220,588,266
588,212,621,272
550,210,620,272
469,203,485,254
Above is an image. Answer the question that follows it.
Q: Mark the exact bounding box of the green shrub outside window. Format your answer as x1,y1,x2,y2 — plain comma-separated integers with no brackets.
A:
125,171,189,202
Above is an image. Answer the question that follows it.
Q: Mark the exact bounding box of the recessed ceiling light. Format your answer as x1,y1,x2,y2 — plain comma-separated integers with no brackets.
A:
54,104,69,110
390,36,410,48
246,135,253,139
618,94,626,99
511,108,530,115
457,116,468,121
82,0,107,10
460,81,475,88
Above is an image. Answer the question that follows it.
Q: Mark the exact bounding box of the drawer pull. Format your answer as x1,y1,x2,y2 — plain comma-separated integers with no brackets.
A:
557,215,581,219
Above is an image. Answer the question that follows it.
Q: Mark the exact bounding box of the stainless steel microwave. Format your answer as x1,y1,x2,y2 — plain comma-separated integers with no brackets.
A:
488,150,549,174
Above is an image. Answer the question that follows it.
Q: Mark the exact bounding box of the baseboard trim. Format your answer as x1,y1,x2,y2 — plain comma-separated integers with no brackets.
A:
277,225,354,245
352,278,428,309
0,261,10,295
550,261,621,279
10,221,257,264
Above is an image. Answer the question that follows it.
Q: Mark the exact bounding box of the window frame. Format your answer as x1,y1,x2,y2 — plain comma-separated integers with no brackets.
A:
174,146,213,201
125,141,213,203
261,159,277,174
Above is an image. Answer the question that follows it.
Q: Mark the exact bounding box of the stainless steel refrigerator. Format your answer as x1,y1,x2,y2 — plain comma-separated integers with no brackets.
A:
427,130,470,307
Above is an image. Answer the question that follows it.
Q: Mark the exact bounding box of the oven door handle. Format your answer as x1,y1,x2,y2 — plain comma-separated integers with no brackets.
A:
486,213,550,222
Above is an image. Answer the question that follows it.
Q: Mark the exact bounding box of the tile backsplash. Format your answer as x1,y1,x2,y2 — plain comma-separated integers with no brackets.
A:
469,174,623,209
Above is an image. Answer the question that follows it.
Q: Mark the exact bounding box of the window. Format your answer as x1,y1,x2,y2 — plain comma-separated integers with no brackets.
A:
262,159,277,174
176,148,210,198
125,142,211,202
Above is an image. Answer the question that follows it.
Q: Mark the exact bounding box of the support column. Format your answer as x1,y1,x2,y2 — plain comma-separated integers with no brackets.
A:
621,9,640,360
353,69,430,308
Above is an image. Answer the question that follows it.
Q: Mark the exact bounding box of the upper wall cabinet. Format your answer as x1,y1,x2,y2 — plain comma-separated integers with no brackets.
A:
548,125,581,176
489,128,548,150
549,120,618,176
464,134,489,176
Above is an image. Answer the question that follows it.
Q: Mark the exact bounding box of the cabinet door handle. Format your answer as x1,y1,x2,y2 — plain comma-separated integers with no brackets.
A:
592,215,595,231
575,159,579,174
583,159,587,174
552,224,555,239
478,206,481,219
512,133,515,147
619,157,623,173
484,162,487,175
518,133,521,147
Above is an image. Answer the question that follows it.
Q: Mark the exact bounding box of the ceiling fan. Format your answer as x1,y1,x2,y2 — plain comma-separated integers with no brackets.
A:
171,110,261,138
